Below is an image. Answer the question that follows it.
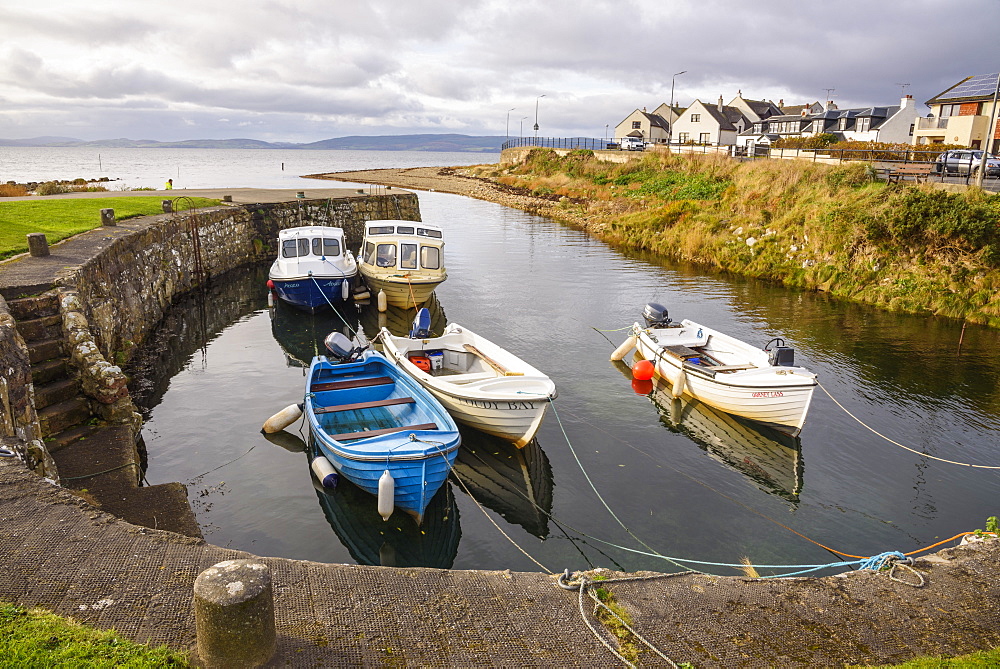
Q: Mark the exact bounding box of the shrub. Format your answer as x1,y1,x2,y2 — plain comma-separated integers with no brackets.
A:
35,182,70,196
0,184,28,197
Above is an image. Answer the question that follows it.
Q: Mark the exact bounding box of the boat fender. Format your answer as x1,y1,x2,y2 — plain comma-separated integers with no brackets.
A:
266,279,275,290
341,280,350,301
310,456,339,489
353,289,371,302
377,470,395,521
610,334,637,361
267,291,274,308
261,403,303,434
671,366,686,398
377,289,387,312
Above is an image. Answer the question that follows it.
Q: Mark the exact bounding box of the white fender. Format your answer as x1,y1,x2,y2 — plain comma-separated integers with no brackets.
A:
261,403,302,433
377,470,395,521
671,366,687,398
610,335,637,361
310,456,339,489
267,291,274,308
341,280,350,301
377,289,388,312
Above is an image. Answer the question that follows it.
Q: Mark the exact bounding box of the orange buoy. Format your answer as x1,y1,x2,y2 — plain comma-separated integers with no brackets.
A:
632,359,655,381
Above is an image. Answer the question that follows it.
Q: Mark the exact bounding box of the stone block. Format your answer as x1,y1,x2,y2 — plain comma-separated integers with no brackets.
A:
100,208,116,226
194,560,275,667
27,233,49,257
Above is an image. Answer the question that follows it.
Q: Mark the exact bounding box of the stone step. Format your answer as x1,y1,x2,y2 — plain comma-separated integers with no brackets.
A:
34,377,81,411
45,424,100,453
31,358,69,385
27,338,63,364
37,397,91,437
15,314,62,344
6,293,59,321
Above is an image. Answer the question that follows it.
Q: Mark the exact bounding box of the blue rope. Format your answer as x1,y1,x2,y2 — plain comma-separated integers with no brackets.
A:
857,551,907,572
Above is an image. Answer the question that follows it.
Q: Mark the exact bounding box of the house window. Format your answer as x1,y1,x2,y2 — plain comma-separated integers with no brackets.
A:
678,132,690,143
812,121,824,133
838,118,848,130
691,114,701,122
632,121,641,129
857,117,871,133
699,132,711,144
939,104,959,117
909,123,915,136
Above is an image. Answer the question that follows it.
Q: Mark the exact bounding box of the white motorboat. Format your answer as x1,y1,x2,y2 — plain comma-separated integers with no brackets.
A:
357,220,446,309
268,226,358,312
380,313,556,448
614,303,817,436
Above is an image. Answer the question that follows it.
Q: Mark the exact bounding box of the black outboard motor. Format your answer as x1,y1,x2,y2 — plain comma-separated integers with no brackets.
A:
409,308,432,339
324,332,363,362
642,302,671,328
764,338,795,367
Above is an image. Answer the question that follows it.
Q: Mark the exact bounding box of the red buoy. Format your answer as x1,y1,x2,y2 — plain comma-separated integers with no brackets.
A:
632,359,655,381
266,279,275,290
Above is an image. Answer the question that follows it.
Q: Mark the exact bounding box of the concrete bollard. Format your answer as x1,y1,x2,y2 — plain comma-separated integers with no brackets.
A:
222,195,233,202
162,200,173,213
193,559,276,668
27,233,49,257
100,208,116,226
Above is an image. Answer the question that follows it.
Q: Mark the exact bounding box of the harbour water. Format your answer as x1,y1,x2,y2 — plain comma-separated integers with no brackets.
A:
6,148,1000,574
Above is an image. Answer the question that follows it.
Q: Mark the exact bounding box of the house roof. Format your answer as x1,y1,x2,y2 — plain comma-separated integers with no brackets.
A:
640,111,670,130
779,102,820,115
702,104,747,131
741,98,782,118
926,73,1000,105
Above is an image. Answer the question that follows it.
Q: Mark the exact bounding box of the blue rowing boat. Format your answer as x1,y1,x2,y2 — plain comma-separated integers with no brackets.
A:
304,334,461,523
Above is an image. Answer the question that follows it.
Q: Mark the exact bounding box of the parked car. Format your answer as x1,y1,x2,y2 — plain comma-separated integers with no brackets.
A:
933,149,1000,177
619,137,645,151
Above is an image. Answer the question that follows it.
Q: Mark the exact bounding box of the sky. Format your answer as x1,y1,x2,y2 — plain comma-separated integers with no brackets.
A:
2,0,999,143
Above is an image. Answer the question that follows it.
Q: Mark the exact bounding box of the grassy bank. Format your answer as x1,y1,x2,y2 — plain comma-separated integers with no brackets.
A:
1,601,189,667
0,197,220,260
481,150,1000,327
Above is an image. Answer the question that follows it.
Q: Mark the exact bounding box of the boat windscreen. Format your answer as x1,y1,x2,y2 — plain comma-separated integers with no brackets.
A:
313,238,341,257
417,228,443,238
367,225,395,235
396,225,415,235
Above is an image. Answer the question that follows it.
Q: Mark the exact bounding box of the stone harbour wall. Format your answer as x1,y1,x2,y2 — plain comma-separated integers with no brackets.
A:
73,193,418,361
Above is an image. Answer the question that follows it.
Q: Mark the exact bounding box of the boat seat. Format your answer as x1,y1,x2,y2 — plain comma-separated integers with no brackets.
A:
706,364,757,372
440,371,499,384
327,422,438,441
463,344,524,377
315,397,415,414
312,376,393,392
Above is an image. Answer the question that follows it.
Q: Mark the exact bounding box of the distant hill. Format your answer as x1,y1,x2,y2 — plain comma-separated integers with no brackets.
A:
0,134,506,152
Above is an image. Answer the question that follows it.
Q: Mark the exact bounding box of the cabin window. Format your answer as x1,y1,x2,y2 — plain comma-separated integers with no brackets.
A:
363,242,376,264
312,238,341,257
368,225,395,235
400,243,418,269
281,239,300,258
375,243,396,267
417,228,442,238
420,246,441,270
396,225,415,235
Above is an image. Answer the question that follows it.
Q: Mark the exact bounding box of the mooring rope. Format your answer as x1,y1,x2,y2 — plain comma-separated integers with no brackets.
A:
819,382,1000,469
309,275,361,339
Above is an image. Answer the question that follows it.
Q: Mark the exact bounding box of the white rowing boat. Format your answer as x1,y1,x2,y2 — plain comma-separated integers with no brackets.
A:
615,303,817,436
381,317,556,448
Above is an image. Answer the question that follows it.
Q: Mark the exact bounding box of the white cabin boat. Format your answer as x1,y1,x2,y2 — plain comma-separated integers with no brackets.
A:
357,220,446,309
618,303,817,436
268,226,358,312
381,318,556,448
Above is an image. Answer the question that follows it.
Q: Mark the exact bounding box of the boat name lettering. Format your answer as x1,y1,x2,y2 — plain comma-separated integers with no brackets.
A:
458,399,535,410
752,391,784,398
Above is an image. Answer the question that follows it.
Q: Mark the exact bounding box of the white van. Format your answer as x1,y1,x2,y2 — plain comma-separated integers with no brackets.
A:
619,137,645,151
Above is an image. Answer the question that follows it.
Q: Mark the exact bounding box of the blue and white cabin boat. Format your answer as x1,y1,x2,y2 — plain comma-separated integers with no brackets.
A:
269,226,358,312
305,334,461,523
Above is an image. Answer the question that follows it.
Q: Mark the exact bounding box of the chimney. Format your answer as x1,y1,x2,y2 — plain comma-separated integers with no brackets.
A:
825,100,837,111
801,108,808,117
778,98,784,108
717,96,724,112
901,94,915,109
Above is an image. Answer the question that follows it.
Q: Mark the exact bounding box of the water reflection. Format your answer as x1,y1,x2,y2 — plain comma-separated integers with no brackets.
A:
451,427,554,539
613,360,803,503
269,299,355,367
315,477,461,569
357,292,448,340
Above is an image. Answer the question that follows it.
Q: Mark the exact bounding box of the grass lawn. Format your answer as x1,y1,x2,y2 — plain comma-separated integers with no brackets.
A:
0,601,189,667
0,196,219,260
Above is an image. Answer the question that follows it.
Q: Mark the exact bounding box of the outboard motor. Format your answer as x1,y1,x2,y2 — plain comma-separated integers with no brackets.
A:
409,308,432,339
764,338,795,367
642,302,671,328
324,331,361,362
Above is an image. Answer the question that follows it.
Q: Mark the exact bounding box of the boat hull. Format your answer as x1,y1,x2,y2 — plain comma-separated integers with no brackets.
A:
360,268,445,309
304,352,460,521
270,275,354,312
633,323,816,436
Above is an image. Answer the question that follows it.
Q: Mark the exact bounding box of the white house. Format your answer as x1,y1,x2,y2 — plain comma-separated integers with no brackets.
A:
671,97,750,146
613,108,671,144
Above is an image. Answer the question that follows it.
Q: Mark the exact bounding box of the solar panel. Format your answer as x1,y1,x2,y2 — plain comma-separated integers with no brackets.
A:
942,73,1000,100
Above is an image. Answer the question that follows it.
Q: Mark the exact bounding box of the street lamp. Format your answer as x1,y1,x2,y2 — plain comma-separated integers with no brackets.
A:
520,116,529,137
505,107,516,141
668,70,686,146
533,94,546,139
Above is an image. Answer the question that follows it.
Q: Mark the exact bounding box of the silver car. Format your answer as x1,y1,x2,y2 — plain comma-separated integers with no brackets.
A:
933,149,1000,177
